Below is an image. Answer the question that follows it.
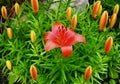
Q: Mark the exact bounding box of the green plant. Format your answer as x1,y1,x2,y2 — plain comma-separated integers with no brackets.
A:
0,0,120,84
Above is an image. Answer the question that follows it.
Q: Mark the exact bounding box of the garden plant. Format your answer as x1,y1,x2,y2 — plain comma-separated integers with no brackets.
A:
0,0,120,84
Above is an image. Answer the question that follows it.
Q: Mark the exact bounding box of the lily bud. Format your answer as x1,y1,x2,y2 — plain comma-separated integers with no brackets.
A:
92,1,101,18
110,13,117,29
84,66,92,80
7,28,13,39
66,7,72,20
30,30,36,43
113,4,119,15
104,36,113,54
71,15,77,30
6,60,12,70
98,5,102,16
31,0,39,14
15,2,20,15
30,65,37,80
1,6,7,19
99,11,108,32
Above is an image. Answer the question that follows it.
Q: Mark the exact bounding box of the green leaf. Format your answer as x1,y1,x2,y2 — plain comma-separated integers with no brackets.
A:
109,79,116,84
8,72,18,84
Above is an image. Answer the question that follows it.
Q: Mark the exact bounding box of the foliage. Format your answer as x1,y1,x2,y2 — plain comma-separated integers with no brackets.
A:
0,0,120,84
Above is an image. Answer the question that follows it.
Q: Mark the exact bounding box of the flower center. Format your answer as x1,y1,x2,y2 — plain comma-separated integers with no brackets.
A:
54,25,75,46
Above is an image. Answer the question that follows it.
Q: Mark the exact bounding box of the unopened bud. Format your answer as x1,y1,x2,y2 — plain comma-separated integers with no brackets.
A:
1,6,7,19
6,60,12,70
15,2,20,15
99,11,108,31
98,5,102,16
71,15,77,30
113,4,119,15
92,1,101,18
110,13,117,29
30,30,36,43
66,7,72,20
84,66,92,80
31,0,39,14
104,36,113,54
30,65,37,80
7,28,13,39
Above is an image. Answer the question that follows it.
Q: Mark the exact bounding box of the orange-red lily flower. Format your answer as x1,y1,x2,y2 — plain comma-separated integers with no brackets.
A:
104,36,113,54
84,66,92,80
44,22,86,57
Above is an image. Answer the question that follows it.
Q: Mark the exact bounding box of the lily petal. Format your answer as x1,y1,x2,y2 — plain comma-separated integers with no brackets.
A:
52,22,63,32
61,46,72,57
45,40,59,51
74,34,86,44
44,31,51,42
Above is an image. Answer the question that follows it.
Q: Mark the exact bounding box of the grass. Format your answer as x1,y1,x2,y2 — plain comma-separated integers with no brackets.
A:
0,0,120,84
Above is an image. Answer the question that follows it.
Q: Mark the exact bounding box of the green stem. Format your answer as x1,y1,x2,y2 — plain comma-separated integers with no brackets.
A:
83,80,86,84
56,0,62,21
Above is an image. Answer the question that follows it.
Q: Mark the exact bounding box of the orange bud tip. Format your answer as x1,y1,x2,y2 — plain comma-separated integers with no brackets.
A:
92,1,101,18
113,4,119,15
15,2,20,15
84,66,92,80
71,15,77,30
66,7,72,20
1,6,7,19
30,65,37,80
6,60,12,70
99,11,108,32
30,30,36,43
7,28,13,39
98,5,102,16
104,36,113,54
31,0,39,14
110,13,117,29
